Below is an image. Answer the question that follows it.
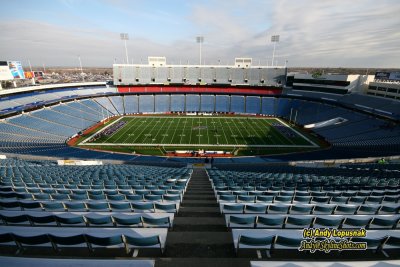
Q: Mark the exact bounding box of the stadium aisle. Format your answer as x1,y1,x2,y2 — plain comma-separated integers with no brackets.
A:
156,168,250,267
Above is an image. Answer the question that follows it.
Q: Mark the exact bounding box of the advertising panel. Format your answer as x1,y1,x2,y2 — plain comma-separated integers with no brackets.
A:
0,61,14,81
34,71,44,79
374,72,390,80
8,61,25,79
388,72,400,81
24,71,35,79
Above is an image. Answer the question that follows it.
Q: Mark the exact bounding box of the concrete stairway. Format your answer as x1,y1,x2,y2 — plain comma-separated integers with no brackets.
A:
156,168,250,267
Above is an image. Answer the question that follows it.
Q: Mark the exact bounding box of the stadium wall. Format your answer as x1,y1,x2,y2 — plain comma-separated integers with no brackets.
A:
113,64,286,87
117,85,282,95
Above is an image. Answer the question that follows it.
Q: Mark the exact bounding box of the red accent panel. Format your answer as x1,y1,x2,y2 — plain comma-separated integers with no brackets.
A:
117,86,282,95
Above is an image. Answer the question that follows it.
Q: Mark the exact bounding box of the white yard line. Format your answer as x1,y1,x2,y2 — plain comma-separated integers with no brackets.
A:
244,118,265,145
131,118,157,143
218,118,229,144
160,117,175,143
177,117,186,144
116,117,142,143
275,118,319,147
221,117,239,145
79,117,123,145
254,118,292,146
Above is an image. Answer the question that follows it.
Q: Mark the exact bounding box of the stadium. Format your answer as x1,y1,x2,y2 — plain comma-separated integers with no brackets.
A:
0,56,399,267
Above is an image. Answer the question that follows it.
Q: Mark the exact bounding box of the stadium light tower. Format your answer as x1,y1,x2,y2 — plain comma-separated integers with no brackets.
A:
78,55,84,81
28,60,35,85
120,33,129,64
196,36,204,65
271,35,280,67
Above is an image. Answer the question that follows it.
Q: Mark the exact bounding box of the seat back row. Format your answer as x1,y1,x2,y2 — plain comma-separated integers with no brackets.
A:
217,194,399,204
0,200,179,213
0,232,164,256
226,214,400,229
1,213,173,228
0,192,183,202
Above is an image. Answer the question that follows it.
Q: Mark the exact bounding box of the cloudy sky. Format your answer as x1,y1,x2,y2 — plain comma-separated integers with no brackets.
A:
1,0,399,68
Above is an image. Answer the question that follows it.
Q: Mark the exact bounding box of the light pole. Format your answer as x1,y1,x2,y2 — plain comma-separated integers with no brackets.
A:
120,33,129,64
271,35,280,67
196,36,204,65
78,55,84,81
28,60,35,85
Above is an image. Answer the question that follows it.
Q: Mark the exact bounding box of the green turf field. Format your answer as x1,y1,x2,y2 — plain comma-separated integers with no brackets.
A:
79,116,318,149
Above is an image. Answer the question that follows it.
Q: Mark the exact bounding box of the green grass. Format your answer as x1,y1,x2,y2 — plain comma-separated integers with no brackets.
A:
77,116,322,156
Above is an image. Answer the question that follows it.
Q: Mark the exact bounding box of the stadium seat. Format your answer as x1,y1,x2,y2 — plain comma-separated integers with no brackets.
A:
256,216,285,229
124,235,164,256
86,234,124,252
236,234,275,257
48,234,87,252
228,215,256,228
113,216,142,227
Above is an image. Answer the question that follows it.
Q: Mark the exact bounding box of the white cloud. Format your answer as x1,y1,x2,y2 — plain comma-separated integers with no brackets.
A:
0,0,399,67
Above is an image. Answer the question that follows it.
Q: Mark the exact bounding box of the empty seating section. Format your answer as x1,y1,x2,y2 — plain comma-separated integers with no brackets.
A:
171,95,185,112
8,115,77,137
185,95,200,112
66,101,104,122
139,95,154,113
209,166,400,258
155,95,169,112
3,92,42,107
0,123,63,142
0,86,111,113
233,229,400,257
246,96,261,114
215,95,230,112
340,93,400,119
225,214,399,229
31,109,90,130
124,95,139,114
0,158,192,257
231,96,245,113
0,98,20,111
261,97,275,115
108,96,125,114
0,211,174,228
200,95,214,112
0,226,167,256
275,98,291,117
80,99,110,114
0,96,127,158
94,97,118,115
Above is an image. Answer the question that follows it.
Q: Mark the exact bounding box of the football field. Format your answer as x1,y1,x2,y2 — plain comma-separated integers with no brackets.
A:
80,116,318,148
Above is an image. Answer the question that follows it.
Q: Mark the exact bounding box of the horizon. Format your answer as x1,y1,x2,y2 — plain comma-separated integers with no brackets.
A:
1,0,399,68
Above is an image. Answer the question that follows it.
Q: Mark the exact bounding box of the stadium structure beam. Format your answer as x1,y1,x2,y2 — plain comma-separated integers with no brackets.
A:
120,33,129,64
196,36,204,65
